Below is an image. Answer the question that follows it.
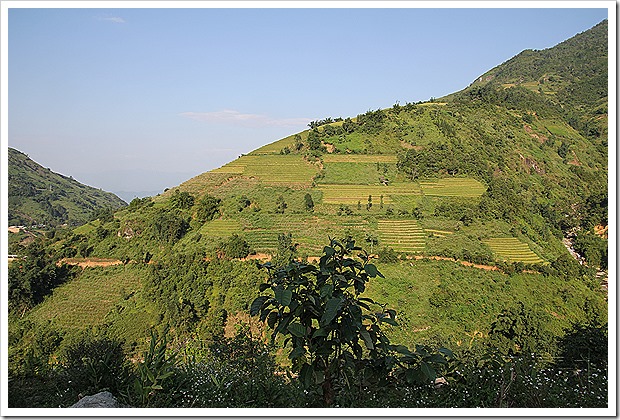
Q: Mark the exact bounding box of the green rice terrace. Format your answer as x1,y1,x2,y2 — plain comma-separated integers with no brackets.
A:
483,237,545,264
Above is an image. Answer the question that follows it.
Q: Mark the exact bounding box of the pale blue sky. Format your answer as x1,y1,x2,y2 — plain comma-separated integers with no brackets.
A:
7,4,609,198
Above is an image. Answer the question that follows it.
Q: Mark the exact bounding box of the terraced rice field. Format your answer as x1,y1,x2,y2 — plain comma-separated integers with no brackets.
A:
244,229,280,250
319,183,421,205
483,237,544,264
377,219,425,254
211,155,319,186
200,219,242,238
322,154,398,163
425,229,454,238
244,216,370,253
419,178,486,197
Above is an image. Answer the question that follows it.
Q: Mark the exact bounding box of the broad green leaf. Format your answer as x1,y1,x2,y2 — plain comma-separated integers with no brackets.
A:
274,287,293,306
267,311,278,329
429,353,447,364
360,330,374,350
421,361,436,382
439,347,454,358
287,322,306,337
364,263,384,278
312,328,329,338
321,297,342,327
323,246,336,257
319,283,333,298
259,283,271,292
381,317,399,326
250,295,269,316
350,305,362,326
289,346,305,360
392,344,412,356
300,363,314,388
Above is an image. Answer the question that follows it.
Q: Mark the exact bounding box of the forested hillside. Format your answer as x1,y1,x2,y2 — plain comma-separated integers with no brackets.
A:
8,20,609,409
8,148,126,227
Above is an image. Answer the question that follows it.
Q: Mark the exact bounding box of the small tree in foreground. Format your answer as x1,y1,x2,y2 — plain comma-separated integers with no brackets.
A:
251,238,452,406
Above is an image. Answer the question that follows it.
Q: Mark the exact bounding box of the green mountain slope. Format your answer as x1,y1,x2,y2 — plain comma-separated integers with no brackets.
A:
448,19,608,141
8,148,127,227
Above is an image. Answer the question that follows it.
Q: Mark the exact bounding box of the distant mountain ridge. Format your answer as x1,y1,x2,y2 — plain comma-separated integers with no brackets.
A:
8,148,126,227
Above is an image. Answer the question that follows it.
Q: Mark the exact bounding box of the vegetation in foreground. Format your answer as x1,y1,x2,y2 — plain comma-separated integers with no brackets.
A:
8,239,607,409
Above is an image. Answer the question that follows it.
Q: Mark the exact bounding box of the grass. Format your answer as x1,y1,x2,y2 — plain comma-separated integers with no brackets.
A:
483,237,545,264
28,266,146,331
249,133,304,155
319,162,388,185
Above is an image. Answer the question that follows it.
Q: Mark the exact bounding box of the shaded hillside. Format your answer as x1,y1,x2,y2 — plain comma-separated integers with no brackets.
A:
8,148,126,227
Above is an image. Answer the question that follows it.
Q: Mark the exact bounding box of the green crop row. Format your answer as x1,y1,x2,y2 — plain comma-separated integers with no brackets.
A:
211,155,320,185
322,154,398,163
377,220,426,253
419,178,486,197
483,238,545,263
318,183,421,205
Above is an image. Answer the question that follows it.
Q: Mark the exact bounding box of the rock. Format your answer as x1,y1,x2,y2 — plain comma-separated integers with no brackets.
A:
70,391,119,408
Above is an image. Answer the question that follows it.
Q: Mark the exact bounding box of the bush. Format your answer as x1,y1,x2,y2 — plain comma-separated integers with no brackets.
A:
57,331,130,402
177,326,302,407
251,238,452,406
377,247,400,263
218,234,251,259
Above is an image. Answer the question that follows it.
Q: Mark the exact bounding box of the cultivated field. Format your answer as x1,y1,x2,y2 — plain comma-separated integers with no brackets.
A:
28,266,144,330
419,178,486,197
483,237,544,264
211,155,319,186
377,219,425,254
425,229,454,238
322,154,398,163
318,183,421,205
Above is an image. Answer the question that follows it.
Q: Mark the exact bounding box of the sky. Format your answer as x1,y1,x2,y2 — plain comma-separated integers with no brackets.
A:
5,2,610,200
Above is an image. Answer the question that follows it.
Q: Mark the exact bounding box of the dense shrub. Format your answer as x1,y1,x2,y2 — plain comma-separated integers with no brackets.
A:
176,326,302,407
